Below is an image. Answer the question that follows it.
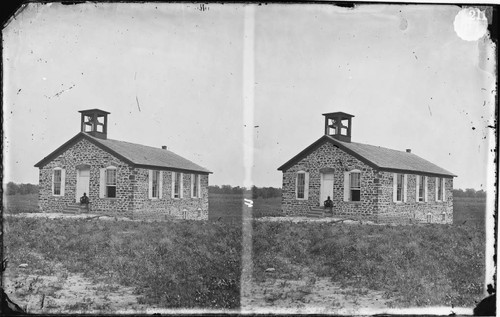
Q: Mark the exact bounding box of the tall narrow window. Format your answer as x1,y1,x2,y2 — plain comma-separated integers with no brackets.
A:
106,168,117,198
191,174,200,198
436,177,443,201
152,170,160,198
53,169,62,195
417,175,424,202
297,173,305,199
350,172,361,201
173,172,182,198
396,174,404,202
295,171,309,200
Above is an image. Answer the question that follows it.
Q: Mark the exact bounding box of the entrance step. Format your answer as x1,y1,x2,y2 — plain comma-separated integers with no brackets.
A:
307,207,334,218
64,203,89,214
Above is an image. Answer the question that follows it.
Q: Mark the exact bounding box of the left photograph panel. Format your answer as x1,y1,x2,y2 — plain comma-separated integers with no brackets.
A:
3,2,245,313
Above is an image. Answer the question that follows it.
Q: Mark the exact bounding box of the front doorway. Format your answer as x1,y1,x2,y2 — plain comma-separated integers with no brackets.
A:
320,173,334,205
76,167,90,202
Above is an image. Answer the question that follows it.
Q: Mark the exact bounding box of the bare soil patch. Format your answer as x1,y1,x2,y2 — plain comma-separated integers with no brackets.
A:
242,269,392,314
3,259,151,314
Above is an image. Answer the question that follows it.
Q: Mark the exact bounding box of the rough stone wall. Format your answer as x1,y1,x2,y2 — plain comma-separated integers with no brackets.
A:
38,138,133,213
132,170,209,220
377,172,453,224
281,142,378,217
38,138,209,220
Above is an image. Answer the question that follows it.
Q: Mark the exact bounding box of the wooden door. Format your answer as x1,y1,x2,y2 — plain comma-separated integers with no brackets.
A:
76,168,90,202
320,173,334,205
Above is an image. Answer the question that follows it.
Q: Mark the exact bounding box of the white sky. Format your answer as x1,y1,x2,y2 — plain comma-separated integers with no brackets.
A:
3,3,496,190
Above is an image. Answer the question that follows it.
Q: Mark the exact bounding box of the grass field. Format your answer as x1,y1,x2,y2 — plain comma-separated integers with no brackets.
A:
452,197,488,227
252,221,485,308
208,194,282,221
4,217,241,310
3,194,488,311
3,193,39,213
3,193,487,227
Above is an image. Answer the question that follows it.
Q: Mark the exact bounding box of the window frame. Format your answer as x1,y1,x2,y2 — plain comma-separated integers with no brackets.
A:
416,175,424,202
436,177,443,202
52,168,65,196
172,172,183,199
393,173,407,203
426,213,432,223
191,174,200,198
348,170,361,202
297,173,305,199
151,170,160,199
105,167,117,198
295,171,309,200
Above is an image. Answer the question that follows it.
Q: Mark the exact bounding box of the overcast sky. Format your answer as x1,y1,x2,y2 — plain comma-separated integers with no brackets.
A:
3,3,496,190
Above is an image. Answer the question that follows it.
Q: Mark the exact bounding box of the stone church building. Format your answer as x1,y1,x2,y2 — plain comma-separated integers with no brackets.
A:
35,109,211,220
278,112,456,224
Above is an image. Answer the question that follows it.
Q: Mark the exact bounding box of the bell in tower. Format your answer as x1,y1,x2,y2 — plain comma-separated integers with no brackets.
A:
79,109,110,139
323,111,354,143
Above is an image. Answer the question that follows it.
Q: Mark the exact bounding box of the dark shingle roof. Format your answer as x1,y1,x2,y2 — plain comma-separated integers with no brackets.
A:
332,136,456,176
35,133,211,174
278,135,456,177
88,135,211,173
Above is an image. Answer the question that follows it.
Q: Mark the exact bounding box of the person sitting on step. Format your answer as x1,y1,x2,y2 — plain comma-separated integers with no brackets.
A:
324,196,333,213
80,192,90,205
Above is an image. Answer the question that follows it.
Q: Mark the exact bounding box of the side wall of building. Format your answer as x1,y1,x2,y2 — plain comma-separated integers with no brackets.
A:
377,173,453,224
132,170,209,220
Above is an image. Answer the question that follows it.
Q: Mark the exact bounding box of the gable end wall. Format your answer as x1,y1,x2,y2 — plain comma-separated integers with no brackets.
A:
281,142,379,218
38,138,133,213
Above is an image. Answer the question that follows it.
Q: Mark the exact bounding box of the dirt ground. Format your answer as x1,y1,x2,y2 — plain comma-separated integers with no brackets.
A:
3,260,151,314
241,265,394,315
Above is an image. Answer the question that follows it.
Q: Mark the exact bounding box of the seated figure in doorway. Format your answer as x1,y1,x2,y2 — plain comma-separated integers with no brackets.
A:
324,196,333,213
80,193,90,205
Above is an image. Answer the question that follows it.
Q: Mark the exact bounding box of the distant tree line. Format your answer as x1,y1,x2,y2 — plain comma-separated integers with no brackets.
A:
208,185,282,198
453,188,486,198
5,182,39,195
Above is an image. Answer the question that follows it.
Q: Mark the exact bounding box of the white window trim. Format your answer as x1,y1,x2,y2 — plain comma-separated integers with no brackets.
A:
424,176,428,202
441,178,446,201
416,175,420,202
295,171,309,200
99,166,117,199
343,169,361,202
52,167,65,196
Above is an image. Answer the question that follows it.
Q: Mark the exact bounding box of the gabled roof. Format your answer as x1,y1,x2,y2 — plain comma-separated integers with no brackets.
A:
278,135,456,177
34,133,212,174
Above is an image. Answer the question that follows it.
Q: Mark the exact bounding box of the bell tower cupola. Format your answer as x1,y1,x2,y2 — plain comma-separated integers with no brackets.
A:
79,109,110,140
323,111,354,143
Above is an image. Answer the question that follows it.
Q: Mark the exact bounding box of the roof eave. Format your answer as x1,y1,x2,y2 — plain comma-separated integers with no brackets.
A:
133,164,212,174
378,167,457,178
